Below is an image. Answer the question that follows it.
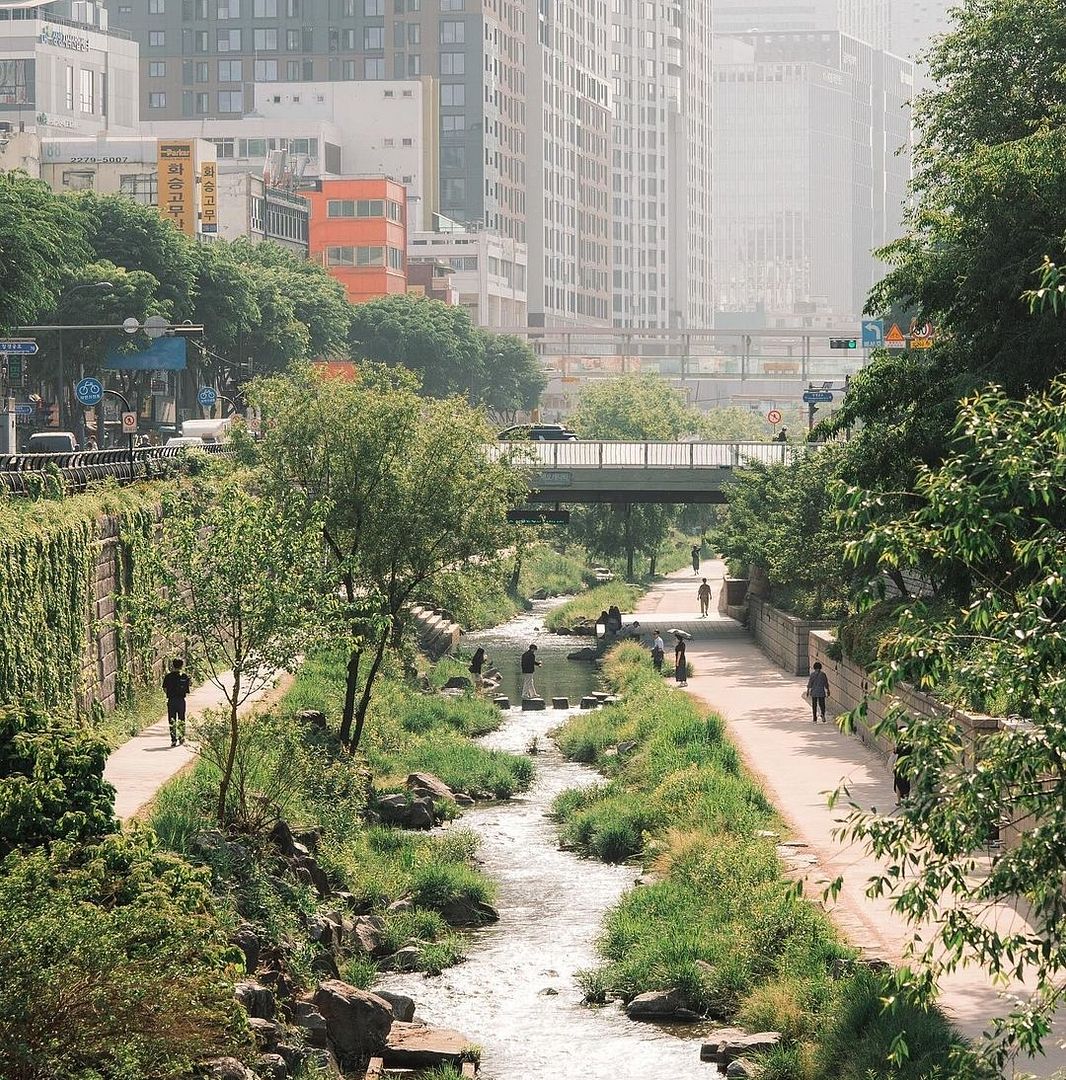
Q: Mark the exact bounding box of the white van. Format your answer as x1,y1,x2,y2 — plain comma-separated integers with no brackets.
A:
180,417,236,444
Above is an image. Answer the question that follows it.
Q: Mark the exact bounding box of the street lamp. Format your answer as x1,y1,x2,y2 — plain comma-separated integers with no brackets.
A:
56,281,113,430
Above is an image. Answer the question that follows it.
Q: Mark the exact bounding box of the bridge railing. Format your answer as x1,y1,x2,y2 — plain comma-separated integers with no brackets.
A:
0,444,231,495
492,441,809,469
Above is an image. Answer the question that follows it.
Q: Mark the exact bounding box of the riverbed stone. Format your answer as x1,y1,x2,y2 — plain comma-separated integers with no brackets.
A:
625,989,683,1020
374,990,416,1023
494,696,511,709
235,980,276,1021
442,676,473,691
255,1053,288,1080
377,794,435,830
568,647,598,661
406,772,456,802
352,916,387,957
381,945,423,972
454,792,475,807
291,1001,330,1048
201,1056,258,1080
438,896,500,927
384,1022,473,1068
700,1031,782,1065
311,981,393,1063
248,1017,281,1048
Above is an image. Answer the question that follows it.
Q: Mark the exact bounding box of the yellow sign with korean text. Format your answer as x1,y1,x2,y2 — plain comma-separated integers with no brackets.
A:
200,159,218,234
157,139,195,236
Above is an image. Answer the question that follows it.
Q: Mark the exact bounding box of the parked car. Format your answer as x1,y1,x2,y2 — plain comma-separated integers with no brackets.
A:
26,432,77,453
497,423,578,442
165,436,206,448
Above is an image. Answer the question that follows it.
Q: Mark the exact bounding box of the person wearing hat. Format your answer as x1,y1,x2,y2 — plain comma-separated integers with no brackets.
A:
520,643,542,699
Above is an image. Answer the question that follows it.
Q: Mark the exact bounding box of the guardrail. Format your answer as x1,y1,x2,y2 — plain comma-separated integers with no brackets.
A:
491,441,811,469
0,444,231,495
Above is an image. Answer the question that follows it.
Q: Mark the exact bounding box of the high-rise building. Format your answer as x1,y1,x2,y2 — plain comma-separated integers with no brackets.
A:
891,0,951,95
610,0,713,329
712,31,911,319
526,0,611,327
714,0,890,49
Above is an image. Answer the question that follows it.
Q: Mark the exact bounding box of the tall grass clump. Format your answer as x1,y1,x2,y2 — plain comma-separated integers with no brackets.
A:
544,581,645,631
552,644,964,1080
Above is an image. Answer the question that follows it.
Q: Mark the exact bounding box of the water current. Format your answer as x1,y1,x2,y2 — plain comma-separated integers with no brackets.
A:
379,603,716,1078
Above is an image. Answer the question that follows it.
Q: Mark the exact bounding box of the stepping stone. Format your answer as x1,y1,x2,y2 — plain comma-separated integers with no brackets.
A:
580,696,601,710
494,696,510,709
552,697,570,709
522,698,546,711
591,691,611,701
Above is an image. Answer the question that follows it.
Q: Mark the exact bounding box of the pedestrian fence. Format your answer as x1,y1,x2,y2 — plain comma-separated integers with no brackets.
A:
488,441,813,469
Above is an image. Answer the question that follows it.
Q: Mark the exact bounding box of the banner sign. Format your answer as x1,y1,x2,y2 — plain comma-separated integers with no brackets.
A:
104,336,187,371
157,139,196,236
200,159,218,233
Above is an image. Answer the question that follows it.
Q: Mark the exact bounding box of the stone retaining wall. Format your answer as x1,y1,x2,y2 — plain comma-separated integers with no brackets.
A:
748,596,835,676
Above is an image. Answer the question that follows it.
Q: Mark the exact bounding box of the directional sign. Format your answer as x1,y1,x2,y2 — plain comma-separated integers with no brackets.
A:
75,377,104,407
121,411,138,434
197,386,218,408
885,323,907,350
802,391,834,404
767,409,783,425
13,403,34,417
507,509,571,526
861,319,884,348
0,339,38,354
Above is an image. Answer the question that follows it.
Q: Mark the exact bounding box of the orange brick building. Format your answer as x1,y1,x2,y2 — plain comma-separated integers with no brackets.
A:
303,177,407,304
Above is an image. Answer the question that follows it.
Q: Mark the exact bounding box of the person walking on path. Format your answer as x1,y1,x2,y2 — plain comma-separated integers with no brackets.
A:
520,643,541,699
651,630,665,673
697,577,712,617
469,647,489,689
691,544,701,575
893,732,912,803
162,658,191,746
674,635,688,687
806,661,829,722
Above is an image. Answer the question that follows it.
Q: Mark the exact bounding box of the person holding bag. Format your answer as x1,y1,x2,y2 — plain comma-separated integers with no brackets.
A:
806,661,829,722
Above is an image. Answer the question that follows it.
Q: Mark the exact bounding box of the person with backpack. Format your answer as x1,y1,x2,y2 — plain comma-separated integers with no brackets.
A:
162,657,191,747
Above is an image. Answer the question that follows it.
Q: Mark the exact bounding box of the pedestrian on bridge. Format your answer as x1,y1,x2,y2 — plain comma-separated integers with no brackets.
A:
520,644,541,700
698,578,712,617
162,657,191,747
691,544,701,575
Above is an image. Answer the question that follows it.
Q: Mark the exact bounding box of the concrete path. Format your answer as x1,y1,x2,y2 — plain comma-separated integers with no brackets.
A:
103,670,282,821
635,566,1066,1079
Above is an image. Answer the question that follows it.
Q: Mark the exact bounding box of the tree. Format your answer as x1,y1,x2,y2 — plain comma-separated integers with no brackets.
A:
348,295,486,399
0,703,115,857
154,477,323,823
571,375,702,578
0,172,90,330
193,242,261,363
834,379,1066,1072
250,364,527,750
699,405,784,442
480,332,546,422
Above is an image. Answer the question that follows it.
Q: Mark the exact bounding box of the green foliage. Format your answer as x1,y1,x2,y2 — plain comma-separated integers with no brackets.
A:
0,703,115,856
479,332,547,418
0,833,245,1080
712,446,851,618
835,379,1066,1070
543,581,645,631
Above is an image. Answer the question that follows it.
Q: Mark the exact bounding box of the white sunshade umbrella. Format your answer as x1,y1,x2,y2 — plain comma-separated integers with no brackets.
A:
668,628,692,639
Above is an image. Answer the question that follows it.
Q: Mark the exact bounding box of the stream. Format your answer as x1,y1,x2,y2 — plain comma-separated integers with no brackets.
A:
380,604,715,1078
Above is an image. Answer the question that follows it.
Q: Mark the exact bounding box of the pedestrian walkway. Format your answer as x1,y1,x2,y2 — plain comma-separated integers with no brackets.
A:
103,670,283,821
637,565,1066,1078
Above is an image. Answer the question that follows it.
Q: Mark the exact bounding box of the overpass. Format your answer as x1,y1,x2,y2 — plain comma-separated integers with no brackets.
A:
491,441,806,504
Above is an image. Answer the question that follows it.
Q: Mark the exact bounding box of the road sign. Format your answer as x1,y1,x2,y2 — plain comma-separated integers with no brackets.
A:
197,386,218,408
885,323,907,350
5,357,24,382
121,411,138,434
829,338,857,350
909,321,935,350
802,391,834,404
767,409,783,425
13,403,33,417
0,339,38,354
144,315,169,340
75,377,104,407
507,509,571,526
861,319,884,348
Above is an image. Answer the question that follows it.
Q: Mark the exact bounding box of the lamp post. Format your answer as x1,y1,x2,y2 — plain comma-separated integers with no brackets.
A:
56,281,113,432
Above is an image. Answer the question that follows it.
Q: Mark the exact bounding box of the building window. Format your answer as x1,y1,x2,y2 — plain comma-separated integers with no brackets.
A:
217,0,239,16
441,144,465,169
148,61,167,77
119,173,158,206
441,114,464,132
148,29,165,45
217,28,241,49
407,23,420,44
148,91,166,109
194,30,209,51
196,91,209,112
440,51,464,75
407,54,420,75
290,137,317,155
195,60,209,81
286,28,300,50
285,0,299,14
148,0,165,11
80,69,95,113
364,0,383,12
218,90,244,112
341,0,355,13
218,59,242,81
364,57,385,78
253,28,278,49
210,137,236,157
340,28,356,48
439,0,462,8
440,83,464,106
254,59,278,80
286,58,301,79
387,246,404,270
252,0,276,14
341,59,357,79
441,177,465,204
439,20,463,43
364,26,383,48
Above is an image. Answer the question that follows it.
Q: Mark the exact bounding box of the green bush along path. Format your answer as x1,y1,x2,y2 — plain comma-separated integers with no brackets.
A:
618,567,1066,1078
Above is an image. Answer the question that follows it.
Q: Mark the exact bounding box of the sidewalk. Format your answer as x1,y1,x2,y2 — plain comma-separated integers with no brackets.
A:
637,565,1066,1078
103,670,283,821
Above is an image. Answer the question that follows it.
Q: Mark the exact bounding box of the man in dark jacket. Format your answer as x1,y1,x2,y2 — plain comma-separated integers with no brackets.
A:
162,658,192,746
520,644,541,700
806,661,829,723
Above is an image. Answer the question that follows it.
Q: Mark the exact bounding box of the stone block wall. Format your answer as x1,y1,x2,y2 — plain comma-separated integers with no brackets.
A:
409,605,462,660
748,596,836,676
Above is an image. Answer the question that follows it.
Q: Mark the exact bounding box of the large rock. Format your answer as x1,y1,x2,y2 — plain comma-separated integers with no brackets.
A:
291,1001,330,1049
438,896,500,928
700,1031,782,1065
377,794,436,830
256,1054,288,1080
293,853,332,897
380,945,423,972
296,709,328,729
384,1021,474,1068
200,1058,258,1080
406,772,456,802
374,990,416,1023
248,1017,281,1048
352,915,388,957
442,676,473,692
567,647,598,661
625,989,684,1021
727,1060,763,1079
269,820,297,858
235,980,276,1021
307,914,337,947
311,981,393,1063
231,925,261,974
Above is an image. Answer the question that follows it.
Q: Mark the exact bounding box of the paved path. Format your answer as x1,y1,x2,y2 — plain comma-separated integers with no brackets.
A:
636,566,1066,1078
103,671,282,821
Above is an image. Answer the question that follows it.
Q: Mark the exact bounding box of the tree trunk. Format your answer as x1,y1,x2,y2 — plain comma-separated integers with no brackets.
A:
887,568,910,598
624,503,635,581
649,553,657,578
338,648,361,745
216,671,241,825
508,548,523,595
350,630,389,753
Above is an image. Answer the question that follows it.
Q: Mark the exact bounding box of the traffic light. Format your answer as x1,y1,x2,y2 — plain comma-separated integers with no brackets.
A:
829,338,858,350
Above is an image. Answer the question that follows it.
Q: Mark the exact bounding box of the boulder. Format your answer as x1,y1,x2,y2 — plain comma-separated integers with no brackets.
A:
406,772,456,802
384,1021,473,1068
438,896,500,927
292,828,321,853
567,647,598,661
454,793,475,807
579,696,602,710
626,989,684,1021
307,914,337,947
256,1053,288,1080
404,798,435,830
381,945,423,972
200,1057,258,1080
235,980,276,1021
310,951,341,980
377,794,436,830
291,1001,330,1049
300,1048,343,1078
296,709,328,729
727,1060,763,1079
311,981,393,1063
352,915,387,957
257,968,299,1002
248,1017,281,1048
493,696,511,709
387,897,414,914
293,854,332,897
700,1031,782,1065
616,740,637,755
231,925,261,974
374,990,416,1023
442,676,473,692
269,820,297,858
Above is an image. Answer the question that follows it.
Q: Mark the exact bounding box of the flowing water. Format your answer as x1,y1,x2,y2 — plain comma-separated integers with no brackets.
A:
380,604,716,1078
